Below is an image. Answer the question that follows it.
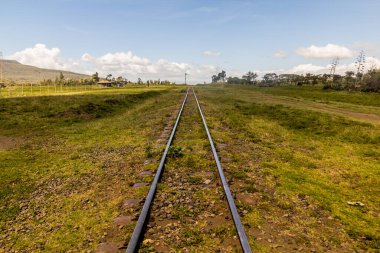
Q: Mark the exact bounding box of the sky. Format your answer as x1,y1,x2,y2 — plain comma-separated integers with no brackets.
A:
1,0,380,84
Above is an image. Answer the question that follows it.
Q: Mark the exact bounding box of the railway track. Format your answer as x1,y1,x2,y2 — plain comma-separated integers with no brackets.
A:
126,88,252,253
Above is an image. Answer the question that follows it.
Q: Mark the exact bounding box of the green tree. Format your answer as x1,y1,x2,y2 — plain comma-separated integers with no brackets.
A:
242,71,258,84
92,72,100,82
211,70,227,83
227,76,245,84
218,70,226,82
263,73,278,84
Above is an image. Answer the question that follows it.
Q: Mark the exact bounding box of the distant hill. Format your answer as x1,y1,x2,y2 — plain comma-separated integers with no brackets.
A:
0,60,91,83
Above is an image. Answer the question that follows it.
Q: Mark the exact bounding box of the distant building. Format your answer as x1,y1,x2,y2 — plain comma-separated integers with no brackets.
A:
98,80,112,87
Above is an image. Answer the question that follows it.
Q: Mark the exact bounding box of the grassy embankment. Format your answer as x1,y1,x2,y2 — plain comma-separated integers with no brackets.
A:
0,85,161,98
197,85,380,252
0,86,184,252
250,85,380,107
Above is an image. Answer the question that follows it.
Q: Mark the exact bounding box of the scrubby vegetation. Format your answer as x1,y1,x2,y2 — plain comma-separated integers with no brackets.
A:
211,68,380,93
210,51,380,93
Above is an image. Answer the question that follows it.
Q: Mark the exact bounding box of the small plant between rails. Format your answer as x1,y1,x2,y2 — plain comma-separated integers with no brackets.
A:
126,88,252,252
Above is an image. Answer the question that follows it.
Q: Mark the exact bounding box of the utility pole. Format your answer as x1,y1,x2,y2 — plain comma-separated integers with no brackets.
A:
0,51,3,97
185,72,188,85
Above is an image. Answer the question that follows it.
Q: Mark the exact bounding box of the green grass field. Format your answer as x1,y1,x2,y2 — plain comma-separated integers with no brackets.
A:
246,85,380,107
197,85,380,251
0,85,184,251
1,84,379,252
0,84,164,98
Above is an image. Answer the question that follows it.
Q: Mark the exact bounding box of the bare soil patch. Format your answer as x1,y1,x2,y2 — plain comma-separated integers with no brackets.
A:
251,93,380,124
0,136,24,150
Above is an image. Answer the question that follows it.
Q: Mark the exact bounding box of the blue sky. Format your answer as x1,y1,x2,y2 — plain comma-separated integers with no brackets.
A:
1,0,380,83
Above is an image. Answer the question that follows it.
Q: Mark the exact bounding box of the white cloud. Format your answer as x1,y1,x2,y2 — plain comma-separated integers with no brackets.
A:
8,44,218,84
8,43,89,74
86,51,216,83
366,56,380,69
228,56,380,79
84,52,191,79
352,42,380,56
288,56,380,75
290,64,327,74
252,55,380,78
87,50,217,82
203,50,221,57
273,50,288,59
9,43,63,69
97,52,150,66
8,43,380,84
287,63,352,76
81,53,93,62
296,44,355,59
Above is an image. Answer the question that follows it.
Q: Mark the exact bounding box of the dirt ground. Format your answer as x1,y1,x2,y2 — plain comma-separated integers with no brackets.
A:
0,136,24,150
248,93,380,124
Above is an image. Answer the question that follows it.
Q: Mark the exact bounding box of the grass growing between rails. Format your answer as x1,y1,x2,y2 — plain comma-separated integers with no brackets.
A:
196,85,380,251
0,86,185,251
141,93,240,252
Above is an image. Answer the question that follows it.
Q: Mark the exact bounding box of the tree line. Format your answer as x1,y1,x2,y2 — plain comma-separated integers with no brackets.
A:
210,51,380,92
211,70,380,92
38,72,176,87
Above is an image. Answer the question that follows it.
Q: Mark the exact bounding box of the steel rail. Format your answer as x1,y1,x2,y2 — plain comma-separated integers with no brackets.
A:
192,88,252,253
126,88,189,253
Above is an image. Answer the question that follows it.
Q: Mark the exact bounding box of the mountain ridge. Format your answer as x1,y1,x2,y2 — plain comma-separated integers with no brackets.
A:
0,60,91,83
